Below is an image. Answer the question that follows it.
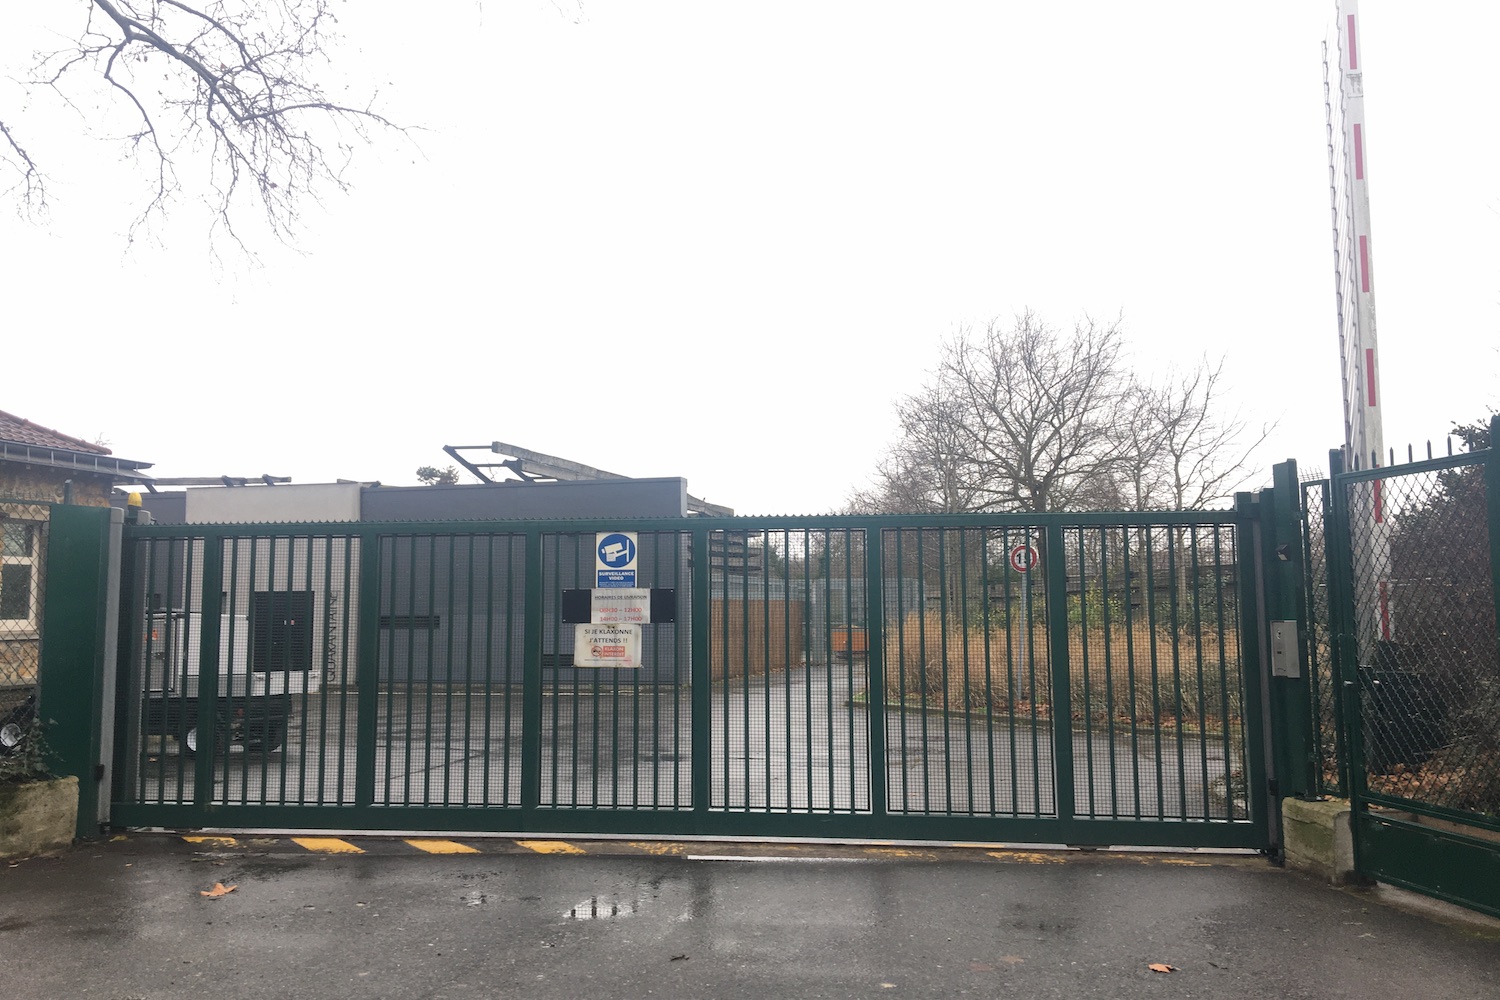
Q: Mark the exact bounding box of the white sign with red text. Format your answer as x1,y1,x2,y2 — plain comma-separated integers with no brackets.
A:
573,624,642,669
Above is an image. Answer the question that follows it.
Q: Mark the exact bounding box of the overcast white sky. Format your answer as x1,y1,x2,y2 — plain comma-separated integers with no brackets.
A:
3,2,1497,515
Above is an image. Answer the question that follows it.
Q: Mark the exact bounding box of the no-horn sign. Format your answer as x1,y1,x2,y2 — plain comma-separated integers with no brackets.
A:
1009,543,1039,574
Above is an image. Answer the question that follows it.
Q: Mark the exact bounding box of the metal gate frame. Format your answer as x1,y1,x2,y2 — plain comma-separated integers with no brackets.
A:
100,506,1275,851
1324,415,1500,917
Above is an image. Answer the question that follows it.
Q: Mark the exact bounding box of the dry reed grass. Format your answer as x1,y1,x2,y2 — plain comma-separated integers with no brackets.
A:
883,611,1244,731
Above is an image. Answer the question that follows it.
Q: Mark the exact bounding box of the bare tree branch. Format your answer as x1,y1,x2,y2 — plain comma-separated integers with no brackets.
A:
0,119,45,215
8,1,410,247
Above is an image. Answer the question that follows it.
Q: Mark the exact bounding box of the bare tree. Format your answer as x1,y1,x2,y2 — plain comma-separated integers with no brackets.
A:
1125,357,1274,510
3,2,406,244
857,312,1135,515
849,386,989,515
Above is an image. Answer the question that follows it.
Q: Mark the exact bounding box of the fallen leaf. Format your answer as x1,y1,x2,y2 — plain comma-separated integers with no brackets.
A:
1149,963,1176,974
880,984,897,989
969,962,994,972
1000,955,1025,965
670,954,689,962
200,883,238,899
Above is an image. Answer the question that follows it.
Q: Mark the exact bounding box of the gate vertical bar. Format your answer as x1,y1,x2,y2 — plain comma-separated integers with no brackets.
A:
1234,492,1271,851
865,527,886,820
354,530,382,807
1326,448,1367,850
192,539,223,808
691,525,711,820
1044,522,1074,832
520,529,544,819
1487,415,1500,647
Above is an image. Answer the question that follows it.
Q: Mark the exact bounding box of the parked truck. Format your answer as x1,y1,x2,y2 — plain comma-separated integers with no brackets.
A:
142,609,320,755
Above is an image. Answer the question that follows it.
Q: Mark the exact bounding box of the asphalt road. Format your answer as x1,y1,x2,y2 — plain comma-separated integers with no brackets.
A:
3,837,1497,1000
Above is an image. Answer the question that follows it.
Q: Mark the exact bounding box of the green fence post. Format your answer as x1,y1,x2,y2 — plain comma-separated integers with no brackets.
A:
1267,460,1315,801
1043,522,1074,836
1325,448,1368,856
520,529,544,821
1487,416,1500,648
354,531,382,808
37,503,113,839
192,539,224,809
864,526,886,820
1233,491,1272,851
690,525,711,821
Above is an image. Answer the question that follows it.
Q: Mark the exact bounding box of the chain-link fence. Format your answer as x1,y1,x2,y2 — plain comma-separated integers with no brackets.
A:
1343,455,1499,819
1300,479,1346,796
0,501,50,718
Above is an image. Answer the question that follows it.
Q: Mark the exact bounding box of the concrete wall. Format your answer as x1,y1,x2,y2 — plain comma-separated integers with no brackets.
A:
361,478,689,522
186,482,362,524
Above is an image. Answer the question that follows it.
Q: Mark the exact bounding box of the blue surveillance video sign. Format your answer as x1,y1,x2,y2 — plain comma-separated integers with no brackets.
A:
596,531,638,588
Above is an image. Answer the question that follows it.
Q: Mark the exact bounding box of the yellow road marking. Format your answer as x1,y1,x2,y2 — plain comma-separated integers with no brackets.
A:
628,841,687,856
866,847,938,860
292,837,365,854
516,840,586,855
183,836,239,847
986,850,1067,864
405,839,481,855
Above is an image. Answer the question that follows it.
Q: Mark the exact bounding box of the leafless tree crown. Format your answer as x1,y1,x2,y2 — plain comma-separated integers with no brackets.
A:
854,313,1273,514
2,1,406,245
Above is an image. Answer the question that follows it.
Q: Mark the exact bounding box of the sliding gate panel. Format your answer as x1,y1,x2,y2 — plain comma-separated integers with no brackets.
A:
116,533,362,812
539,531,692,810
710,528,870,815
882,526,1055,818
110,511,1268,848
375,532,524,808
1063,524,1249,825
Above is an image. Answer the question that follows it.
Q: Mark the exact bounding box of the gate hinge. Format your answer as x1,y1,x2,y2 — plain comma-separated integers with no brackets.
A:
94,764,106,782
1267,779,1280,799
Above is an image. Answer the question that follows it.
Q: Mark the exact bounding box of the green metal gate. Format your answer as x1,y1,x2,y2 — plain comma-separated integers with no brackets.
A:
1322,416,1500,916
109,509,1270,849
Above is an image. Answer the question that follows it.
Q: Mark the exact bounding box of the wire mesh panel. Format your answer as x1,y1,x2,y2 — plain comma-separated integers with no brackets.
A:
540,531,691,810
375,533,524,808
1065,525,1249,824
1344,461,1500,822
882,526,1054,817
1300,480,1346,796
710,528,869,814
0,503,48,722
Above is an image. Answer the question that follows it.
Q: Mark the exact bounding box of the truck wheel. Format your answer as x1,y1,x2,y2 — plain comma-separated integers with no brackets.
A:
248,722,287,754
182,717,229,757
0,695,36,757
0,720,26,756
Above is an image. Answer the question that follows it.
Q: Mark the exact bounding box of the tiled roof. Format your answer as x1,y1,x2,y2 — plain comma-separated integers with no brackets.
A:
0,409,112,454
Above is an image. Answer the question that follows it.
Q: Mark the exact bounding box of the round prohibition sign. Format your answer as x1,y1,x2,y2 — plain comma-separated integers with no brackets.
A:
1009,543,1039,574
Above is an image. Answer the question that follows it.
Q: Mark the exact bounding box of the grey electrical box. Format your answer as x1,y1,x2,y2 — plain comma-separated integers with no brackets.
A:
1270,620,1300,678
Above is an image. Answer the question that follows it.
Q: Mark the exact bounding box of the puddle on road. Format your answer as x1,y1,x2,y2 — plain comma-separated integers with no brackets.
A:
565,894,642,920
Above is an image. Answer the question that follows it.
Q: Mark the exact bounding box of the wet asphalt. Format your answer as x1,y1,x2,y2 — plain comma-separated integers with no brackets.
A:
3,836,1498,1000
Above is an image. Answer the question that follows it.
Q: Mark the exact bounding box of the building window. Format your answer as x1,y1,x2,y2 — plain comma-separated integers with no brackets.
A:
0,522,40,629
